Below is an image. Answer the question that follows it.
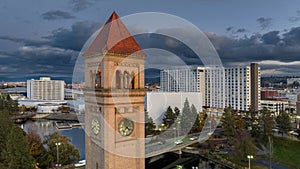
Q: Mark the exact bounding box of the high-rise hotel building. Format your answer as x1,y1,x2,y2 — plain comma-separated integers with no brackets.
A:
205,67,226,109
160,67,205,105
27,77,64,100
160,63,261,111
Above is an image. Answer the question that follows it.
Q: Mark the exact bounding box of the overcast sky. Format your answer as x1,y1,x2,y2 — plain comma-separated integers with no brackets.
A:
1,0,300,81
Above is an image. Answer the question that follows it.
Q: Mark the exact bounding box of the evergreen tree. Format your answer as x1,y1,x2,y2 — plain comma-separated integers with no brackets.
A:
4,126,35,169
221,107,236,140
162,106,175,128
245,110,262,138
190,104,200,133
180,98,197,134
145,111,156,136
276,111,291,137
0,109,13,168
261,107,274,137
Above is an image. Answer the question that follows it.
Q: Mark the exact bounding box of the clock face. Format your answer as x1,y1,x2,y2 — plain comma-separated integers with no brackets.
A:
91,118,100,135
118,118,134,136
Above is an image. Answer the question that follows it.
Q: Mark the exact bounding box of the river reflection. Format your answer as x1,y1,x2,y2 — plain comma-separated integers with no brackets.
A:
22,120,85,160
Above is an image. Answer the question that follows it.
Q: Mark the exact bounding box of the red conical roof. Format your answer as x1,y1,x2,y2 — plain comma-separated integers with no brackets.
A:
83,11,146,57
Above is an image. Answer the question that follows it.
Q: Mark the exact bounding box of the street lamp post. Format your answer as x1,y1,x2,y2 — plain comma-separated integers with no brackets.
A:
55,142,61,167
247,155,253,169
173,127,176,140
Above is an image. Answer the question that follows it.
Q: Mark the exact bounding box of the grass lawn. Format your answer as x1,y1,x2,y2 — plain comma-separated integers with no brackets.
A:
272,137,300,168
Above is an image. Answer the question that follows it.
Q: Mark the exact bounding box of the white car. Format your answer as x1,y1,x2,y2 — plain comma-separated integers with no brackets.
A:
189,136,198,141
174,140,183,145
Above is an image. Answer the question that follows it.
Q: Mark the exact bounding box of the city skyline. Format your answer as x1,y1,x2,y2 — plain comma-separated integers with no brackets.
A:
1,0,300,81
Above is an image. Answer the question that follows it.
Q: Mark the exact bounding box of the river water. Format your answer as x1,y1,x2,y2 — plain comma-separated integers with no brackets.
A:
22,119,86,160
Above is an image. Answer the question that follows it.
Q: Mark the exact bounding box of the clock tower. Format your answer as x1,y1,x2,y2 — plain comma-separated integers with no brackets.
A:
83,12,146,169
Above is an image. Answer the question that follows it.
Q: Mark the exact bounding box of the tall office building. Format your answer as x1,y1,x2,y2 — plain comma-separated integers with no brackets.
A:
160,63,261,111
27,77,64,100
250,63,261,111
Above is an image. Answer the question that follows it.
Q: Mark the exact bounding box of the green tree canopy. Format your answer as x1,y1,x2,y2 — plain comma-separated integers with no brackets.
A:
179,98,199,134
162,106,175,128
26,133,46,166
44,132,80,167
4,126,35,169
0,94,19,114
261,107,275,137
276,111,291,137
145,111,156,136
233,129,257,161
221,107,236,140
190,104,200,133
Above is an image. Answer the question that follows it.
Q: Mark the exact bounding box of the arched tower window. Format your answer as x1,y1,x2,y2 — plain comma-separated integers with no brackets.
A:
124,71,129,89
116,70,121,89
96,69,101,88
131,72,136,89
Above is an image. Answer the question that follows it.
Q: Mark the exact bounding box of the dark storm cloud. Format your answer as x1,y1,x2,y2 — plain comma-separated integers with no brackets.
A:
225,27,247,36
206,27,300,76
3,21,300,81
70,0,93,12
236,28,246,33
257,17,272,30
261,31,280,45
0,20,102,80
42,10,75,20
226,26,234,32
0,36,48,47
44,21,101,51
282,27,300,45
135,33,201,66
0,46,78,80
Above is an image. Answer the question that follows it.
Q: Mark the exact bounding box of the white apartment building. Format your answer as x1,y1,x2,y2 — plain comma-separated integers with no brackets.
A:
160,64,261,111
27,77,64,100
225,67,251,111
160,67,205,92
160,67,205,105
205,67,226,109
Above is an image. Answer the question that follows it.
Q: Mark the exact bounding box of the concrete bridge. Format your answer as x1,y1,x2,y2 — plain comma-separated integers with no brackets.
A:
145,111,223,158
145,129,212,157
